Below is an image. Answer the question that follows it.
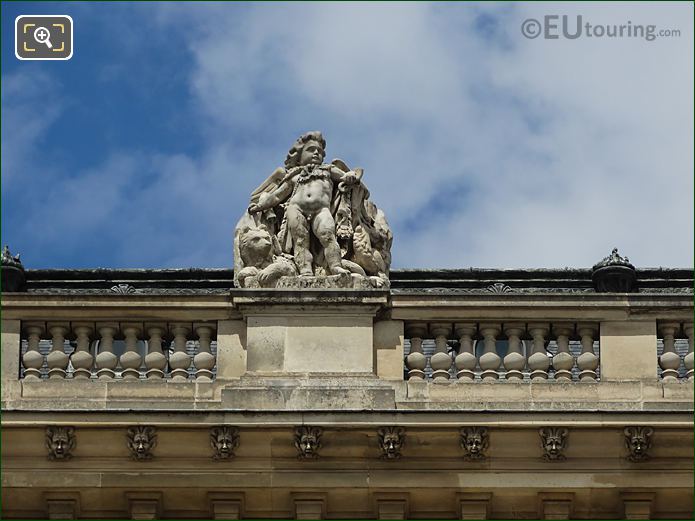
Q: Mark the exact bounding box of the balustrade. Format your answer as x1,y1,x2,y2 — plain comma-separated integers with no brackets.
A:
657,321,692,382
403,321,600,382
19,321,217,381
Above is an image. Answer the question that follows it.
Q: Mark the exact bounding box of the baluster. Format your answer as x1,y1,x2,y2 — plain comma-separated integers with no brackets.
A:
658,322,681,382
478,323,501,380
120,323,143,380
576,323,598,381
430,322,453,381
194,323,216,381
405,322,428,380
169,323,192,381
684,323,693,380
145,324,167,379
552,323,575,381
22,322,46,379
71,322,94,379
527,323,550,380
503,322,526,380
454,323,477,380
46,322,70,379
95,322,119,379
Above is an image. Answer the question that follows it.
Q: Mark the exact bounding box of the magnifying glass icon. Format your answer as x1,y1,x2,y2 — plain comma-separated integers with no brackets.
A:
33,26,53,49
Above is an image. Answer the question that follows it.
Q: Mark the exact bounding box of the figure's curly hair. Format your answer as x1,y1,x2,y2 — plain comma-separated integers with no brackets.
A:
284,131,326,168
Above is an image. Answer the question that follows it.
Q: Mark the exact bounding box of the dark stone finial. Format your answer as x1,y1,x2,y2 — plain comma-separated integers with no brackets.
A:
591,248,636,292
1,245,26,292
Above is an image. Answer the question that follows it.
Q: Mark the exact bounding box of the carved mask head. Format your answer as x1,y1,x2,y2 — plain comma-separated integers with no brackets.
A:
295,426,322,459
540,427,568,460
625,427,653,460
127,426,156,460
378,427,405,459
460,427,489,460
210,426,239,459
46,426,75,460
544,434,563,455
134,434,149,454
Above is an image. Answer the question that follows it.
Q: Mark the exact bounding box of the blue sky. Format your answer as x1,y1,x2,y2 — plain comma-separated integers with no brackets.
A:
2,2,693,269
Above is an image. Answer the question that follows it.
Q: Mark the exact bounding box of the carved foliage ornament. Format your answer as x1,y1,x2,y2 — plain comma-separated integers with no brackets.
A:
46,426,76,460
210,426,240,460
624,426,653,462
294,426,322,460
539,427,568,461
377,426,405,460
460,427,489,461
110,283,136,294
127,426,157,461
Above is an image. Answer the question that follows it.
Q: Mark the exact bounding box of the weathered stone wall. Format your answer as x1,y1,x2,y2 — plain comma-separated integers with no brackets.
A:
1,271,693,519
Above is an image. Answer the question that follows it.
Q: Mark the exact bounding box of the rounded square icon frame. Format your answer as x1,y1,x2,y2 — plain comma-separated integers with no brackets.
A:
15,14,74,61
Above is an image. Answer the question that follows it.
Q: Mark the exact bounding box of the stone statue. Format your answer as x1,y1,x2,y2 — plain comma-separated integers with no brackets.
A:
624,426,653,462
377,426,405,460
539,427,568,461
210,426,240,460
1,245,26,292
46,426,76,460
460,427,489,461
127,426,157,461
235,131,392,289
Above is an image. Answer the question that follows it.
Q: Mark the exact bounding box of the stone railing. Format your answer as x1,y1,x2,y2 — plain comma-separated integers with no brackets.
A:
404,321,600,382
403,320,694,383
657,321,693,381
19,321,218,381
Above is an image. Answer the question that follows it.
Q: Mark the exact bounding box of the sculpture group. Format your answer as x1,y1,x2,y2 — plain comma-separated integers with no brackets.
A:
234,131,392,289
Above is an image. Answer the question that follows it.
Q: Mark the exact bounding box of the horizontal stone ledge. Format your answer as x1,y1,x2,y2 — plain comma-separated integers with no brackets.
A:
2,410,693,427
231,288,388,306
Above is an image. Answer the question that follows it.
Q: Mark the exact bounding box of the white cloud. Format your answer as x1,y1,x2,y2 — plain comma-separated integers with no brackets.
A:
151,2,692,268
1,69,63,190
4,3,693,270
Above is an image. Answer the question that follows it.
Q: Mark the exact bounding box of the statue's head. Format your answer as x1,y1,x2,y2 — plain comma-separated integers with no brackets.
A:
378,427,405,459
285,131,326,168
46,426,75,460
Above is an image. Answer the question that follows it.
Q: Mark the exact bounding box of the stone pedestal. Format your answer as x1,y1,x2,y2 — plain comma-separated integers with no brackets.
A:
232,290,388,376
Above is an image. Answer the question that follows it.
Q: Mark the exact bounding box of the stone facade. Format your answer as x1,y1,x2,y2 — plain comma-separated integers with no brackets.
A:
1,266,693,519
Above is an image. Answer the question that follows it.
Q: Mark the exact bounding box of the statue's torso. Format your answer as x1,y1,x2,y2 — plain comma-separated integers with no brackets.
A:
289,167,333,215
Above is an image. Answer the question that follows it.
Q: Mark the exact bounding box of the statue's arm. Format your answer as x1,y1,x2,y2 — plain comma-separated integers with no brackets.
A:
248,181,293,214
329,166,360,185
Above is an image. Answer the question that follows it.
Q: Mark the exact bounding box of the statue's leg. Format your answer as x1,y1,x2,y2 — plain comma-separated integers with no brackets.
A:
313,208,349,275
286,204,313,275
